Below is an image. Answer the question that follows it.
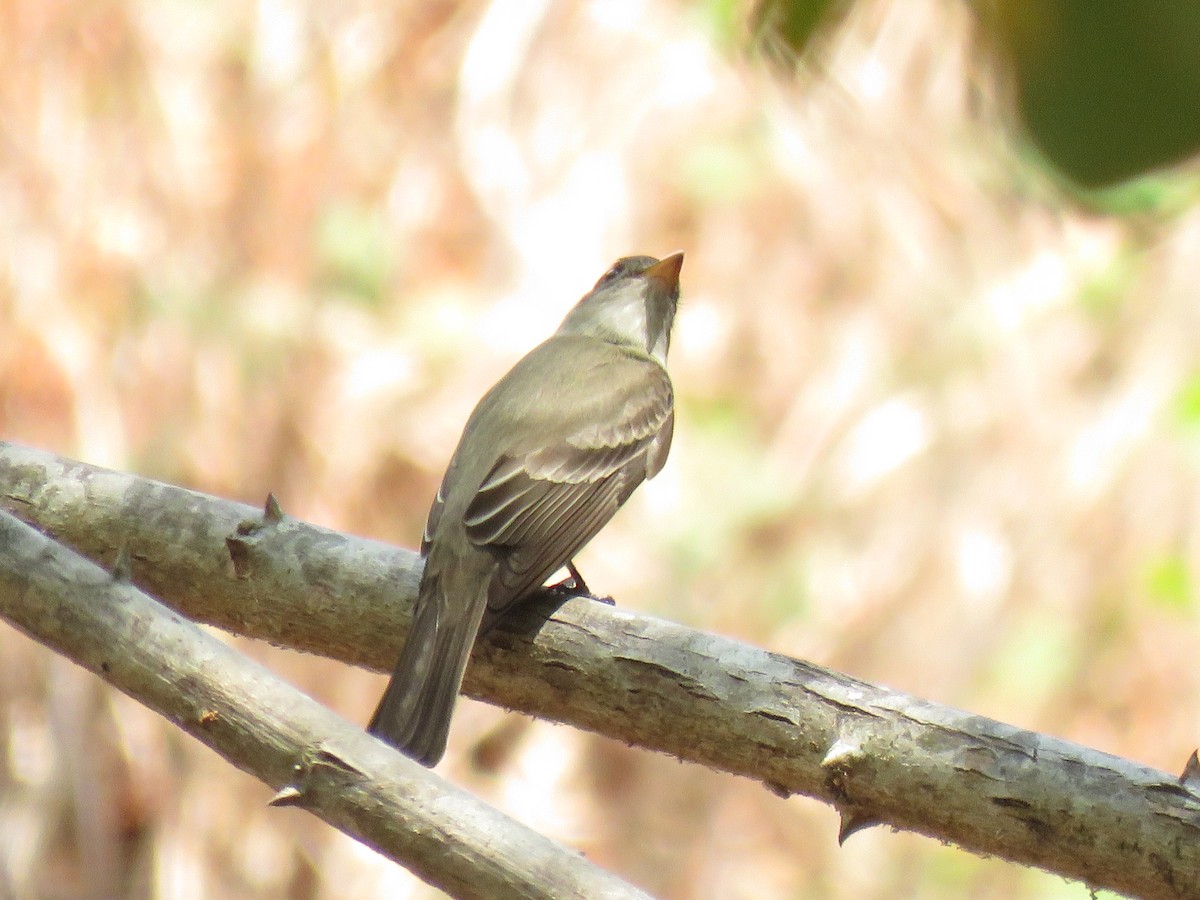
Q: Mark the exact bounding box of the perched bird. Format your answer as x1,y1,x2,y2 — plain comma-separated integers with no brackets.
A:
367,252,684,766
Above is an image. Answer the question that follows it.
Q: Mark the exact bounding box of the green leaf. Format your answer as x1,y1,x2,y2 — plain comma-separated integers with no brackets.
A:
315,201,391,306
1144,553,1193,612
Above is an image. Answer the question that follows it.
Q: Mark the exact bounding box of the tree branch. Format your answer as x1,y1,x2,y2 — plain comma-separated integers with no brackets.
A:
2,441,1199,899
0,506,648,900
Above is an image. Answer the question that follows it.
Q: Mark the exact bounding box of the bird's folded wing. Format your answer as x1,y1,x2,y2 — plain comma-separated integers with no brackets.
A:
421,462,453,556
462,367,673,612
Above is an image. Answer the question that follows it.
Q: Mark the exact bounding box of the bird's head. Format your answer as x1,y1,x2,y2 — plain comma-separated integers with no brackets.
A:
557,252,684,366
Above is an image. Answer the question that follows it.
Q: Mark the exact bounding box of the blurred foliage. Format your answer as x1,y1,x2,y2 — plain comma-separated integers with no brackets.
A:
3,1,1200,898
751,0,855,62
1174,373,1200,429
755,0,1200,188
1072,172,1200,217
316,201,393,306
985,0,1200,188
1144,553,1193,612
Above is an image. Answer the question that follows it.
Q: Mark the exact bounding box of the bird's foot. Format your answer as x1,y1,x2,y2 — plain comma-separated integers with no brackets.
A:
546,560,588,594
564,560,589,594
546,561,615,605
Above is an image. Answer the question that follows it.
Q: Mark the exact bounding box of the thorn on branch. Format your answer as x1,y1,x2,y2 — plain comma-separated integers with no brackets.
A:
763,779,791,798
269,784,305,808
837,808,883,845
1179,750,1200,791
110,544,133,582
225,536,251,577
233,492,285,537
264,492,284,523
269,763,308,808
227,494,285,577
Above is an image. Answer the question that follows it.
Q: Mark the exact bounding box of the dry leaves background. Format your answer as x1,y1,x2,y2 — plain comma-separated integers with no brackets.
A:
2,1,1199,898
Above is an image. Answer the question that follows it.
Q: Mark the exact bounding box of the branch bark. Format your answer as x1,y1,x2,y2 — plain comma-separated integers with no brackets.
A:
0,506,648,900
2,441,1199,899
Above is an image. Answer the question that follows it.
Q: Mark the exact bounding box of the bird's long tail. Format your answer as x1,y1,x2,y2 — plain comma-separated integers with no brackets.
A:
366,571,488,767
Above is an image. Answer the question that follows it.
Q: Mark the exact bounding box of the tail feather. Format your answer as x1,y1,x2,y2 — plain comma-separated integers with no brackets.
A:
367,572,488,767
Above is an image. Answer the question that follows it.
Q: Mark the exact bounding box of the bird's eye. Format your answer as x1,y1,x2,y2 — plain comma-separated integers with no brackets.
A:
596,263,624,286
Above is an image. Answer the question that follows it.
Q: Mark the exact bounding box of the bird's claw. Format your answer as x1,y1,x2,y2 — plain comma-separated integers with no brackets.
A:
546,561,615,606
564,560,589,595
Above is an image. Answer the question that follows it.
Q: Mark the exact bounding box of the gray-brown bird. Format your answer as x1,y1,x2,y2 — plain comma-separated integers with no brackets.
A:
367,252,684,766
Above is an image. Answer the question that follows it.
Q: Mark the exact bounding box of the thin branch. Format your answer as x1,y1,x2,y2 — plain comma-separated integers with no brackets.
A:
0,507,649,900
3,441,1200,899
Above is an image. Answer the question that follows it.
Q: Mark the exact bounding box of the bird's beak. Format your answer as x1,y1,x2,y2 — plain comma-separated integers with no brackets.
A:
643,252,684,293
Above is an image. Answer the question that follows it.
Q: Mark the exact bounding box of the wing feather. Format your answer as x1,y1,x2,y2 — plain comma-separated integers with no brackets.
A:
490,473,629,606
462,475,551,545
421,470,450,555
461,362,672,619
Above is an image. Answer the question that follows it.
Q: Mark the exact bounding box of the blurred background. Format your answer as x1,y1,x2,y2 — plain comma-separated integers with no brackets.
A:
3,0,1200,897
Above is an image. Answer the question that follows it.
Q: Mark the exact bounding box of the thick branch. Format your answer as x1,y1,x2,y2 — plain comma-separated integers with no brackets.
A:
3,441,1199,899
0,508,648,900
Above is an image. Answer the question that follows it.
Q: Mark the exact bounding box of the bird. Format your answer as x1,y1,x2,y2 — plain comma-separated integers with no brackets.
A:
367,252,684,766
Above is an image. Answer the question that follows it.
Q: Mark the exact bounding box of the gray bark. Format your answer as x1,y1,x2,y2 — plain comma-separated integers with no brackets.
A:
0,504,648,900
2,440,1199,899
